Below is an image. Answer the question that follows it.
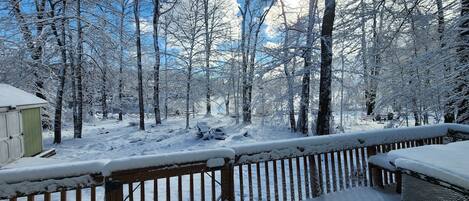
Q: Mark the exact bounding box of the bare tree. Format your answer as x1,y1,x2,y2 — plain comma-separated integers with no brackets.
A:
297,0,318,134
50,0,68,143
169,0,204,129
75,0,84,138
134,0,145,130
9,0,49,127
118,0,128,121
455,0,469,123
279,0,296,132
152,0,176,125
438,0,454,123
239,0,274,124
203,0,212,116
316,0,336,135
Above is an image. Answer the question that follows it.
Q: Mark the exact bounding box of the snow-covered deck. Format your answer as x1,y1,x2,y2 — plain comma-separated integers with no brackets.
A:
0,123,468,201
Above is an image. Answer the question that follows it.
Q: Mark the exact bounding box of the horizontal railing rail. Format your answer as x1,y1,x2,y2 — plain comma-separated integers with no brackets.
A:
0,123,468,201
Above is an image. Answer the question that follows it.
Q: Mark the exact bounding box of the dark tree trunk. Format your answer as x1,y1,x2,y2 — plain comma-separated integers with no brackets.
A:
367,0,381,116
75,0,84,138
438,0,453,123
118,1,125,121
316,0,336,135
204,0,212,116
361,0,371,116
153,0,162,125
51,0,68,144
456,0,469,124
164,19,169,120
134,0,145,130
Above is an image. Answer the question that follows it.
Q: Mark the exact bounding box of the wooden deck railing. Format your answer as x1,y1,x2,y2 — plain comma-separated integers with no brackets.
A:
1,123,468,201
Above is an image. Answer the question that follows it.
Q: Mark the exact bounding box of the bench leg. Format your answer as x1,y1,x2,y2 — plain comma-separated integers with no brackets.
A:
396,172,402,193
370,164,384,188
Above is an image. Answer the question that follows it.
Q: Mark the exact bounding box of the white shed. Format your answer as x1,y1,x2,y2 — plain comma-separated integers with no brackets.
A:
0,84,47,165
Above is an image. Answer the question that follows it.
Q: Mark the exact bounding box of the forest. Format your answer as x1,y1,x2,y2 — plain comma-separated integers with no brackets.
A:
0,0,468,144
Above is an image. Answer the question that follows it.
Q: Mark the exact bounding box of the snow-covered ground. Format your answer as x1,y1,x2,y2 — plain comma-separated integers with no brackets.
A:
41,113,384,162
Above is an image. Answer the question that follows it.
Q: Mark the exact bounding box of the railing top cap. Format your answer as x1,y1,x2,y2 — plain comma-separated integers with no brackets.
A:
232,123,469,156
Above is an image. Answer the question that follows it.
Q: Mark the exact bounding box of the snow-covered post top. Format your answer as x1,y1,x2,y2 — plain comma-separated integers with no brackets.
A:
233,124,469,164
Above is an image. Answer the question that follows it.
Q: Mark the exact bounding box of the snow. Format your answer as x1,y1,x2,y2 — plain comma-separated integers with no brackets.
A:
233,124,468,164
2,157,63,169
368,153,398,171
0,160,107,184
42,115,306,161
102,148,234,176
307,187,400,201
390,141,469,190
0,175,95,199
0,84,47,109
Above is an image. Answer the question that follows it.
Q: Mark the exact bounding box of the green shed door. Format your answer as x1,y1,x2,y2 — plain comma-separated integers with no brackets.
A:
21,108,43,156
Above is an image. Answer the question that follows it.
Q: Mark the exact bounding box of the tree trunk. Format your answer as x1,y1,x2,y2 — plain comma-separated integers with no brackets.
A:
361,0,371,116
186,56,193,129
75,0,84,138
316,0,336,135
10,0,48,127
279,0,296,132
164,18,169,120
240,0,251,124
437,0,453,123
204,0,212,116
134,0,145,130
101,64,108,120
51,0,68,144
152,0,162,125
456,0,469,124
367,0,381,116
118,0,125,121
297,0,317,134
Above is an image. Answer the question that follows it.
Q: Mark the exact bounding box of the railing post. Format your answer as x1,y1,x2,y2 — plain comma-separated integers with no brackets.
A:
105,178,124,201
221,160,235,201
367,146,383,188
310,155,321,197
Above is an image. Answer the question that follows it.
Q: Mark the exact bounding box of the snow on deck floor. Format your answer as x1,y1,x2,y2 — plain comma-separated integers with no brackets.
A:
308,187,400,201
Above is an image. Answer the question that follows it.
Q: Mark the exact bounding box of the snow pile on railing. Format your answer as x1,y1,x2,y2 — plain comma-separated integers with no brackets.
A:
102,148,235,176
233,123,469,164
0,160,107,198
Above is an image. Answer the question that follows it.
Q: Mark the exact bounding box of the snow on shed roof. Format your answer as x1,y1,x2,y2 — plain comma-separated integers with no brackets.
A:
0,84,47,109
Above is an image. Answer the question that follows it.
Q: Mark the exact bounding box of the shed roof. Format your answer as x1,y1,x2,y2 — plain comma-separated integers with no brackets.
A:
0,84,47,109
